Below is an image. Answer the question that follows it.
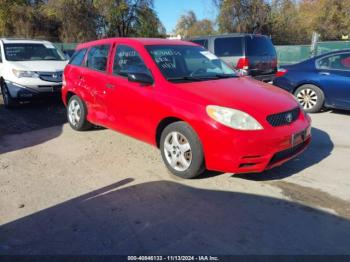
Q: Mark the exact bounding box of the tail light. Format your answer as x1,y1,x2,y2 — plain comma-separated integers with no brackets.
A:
276,68,287,77
236,57,249,70
272,58,278,68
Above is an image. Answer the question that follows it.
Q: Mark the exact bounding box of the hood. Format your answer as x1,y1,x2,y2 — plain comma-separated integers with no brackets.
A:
8,60,68,72
173,76,299,117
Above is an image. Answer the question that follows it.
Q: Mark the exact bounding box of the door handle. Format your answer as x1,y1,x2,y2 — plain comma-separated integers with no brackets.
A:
106,83,115,89
319,72,330,76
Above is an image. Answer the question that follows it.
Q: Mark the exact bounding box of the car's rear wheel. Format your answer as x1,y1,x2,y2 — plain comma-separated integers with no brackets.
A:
294,84,325,113
160,121,205,179
1,83,17,108
67,95,92,131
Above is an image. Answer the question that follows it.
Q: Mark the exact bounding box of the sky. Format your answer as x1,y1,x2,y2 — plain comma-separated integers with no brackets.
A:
154,0,217,34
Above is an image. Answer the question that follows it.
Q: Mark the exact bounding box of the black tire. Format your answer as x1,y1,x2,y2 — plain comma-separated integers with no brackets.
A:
67,95,92,131
160,121,205,179
294,84,325,113
1,83,17,108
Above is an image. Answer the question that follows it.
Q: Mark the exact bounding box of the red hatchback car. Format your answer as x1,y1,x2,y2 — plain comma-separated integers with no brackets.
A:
62,38,311,179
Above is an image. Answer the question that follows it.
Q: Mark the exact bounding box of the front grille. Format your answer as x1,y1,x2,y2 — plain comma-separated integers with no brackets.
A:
269,140,308,166
266,107,300,127
38,71,63,83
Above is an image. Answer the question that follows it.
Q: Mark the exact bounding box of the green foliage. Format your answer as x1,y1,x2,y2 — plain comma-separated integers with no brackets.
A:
93,0,165,37
269,0,309,44
133,6,166,37
43,0,97,42
0,0,27,36
216,0,270,34
1,0,349,44
0,0,165,42
214,0,350,44
174,11,215,38
312,0,350,41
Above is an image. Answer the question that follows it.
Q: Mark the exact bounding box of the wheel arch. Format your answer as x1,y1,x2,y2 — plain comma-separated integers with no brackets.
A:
292,81,323,94
65,91,76,105
155,117,184,148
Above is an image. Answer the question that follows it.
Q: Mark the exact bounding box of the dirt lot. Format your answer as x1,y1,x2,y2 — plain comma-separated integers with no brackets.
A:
1,97,350,255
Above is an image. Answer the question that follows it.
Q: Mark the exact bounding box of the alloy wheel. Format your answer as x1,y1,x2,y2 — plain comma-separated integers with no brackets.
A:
297,88,318,110
68,99,81,127
163,131,192,171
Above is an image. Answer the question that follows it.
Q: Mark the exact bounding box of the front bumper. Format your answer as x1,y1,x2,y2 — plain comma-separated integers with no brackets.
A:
5,80,62,100
199,113,312,174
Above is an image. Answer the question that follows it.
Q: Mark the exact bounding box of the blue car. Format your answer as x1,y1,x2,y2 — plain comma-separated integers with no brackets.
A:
273,50,350,113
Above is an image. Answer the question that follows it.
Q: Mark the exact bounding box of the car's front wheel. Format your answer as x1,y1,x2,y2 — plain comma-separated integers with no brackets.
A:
1,83,17,108
294,84,325,113
67,95,92,131
160,121,205,179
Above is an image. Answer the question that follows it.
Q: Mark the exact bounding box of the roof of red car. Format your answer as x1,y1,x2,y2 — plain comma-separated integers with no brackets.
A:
77,38,197,49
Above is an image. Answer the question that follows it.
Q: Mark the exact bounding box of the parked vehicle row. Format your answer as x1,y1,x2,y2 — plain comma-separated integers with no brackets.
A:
62,38,311,179
4,35,349,179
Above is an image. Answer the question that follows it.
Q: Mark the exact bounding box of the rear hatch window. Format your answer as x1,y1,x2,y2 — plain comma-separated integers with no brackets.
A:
245,35,277,76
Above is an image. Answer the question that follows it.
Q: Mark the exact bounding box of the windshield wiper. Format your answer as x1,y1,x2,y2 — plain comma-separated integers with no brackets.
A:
213,74,237,79
167,76,205,82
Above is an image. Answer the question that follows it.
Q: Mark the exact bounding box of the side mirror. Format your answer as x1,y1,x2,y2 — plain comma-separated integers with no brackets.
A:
127,73,154,85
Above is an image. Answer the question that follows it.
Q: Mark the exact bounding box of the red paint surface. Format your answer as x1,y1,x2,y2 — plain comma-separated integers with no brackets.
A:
62,38,311,174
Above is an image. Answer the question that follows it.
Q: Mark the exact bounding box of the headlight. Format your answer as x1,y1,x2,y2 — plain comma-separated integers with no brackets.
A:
12,69,39,78
206,105,263,130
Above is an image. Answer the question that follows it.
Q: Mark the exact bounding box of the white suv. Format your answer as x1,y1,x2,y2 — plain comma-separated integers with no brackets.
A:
0,38,68,107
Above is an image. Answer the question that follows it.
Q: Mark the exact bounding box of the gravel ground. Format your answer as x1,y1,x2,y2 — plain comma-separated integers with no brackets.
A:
0,97,350,255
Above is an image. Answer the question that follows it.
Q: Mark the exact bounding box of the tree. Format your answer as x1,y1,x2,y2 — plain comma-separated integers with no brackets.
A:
269,0,309,44
0,0,27,36
174,11,197,37
187,19,215,37
174,11,215,38
215,0,270,34
43,0,97,42
269,0,350,44
94,0,165,37
300,0,350,41
131,5,166,37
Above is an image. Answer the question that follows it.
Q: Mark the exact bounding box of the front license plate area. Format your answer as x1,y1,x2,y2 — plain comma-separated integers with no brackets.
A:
291,128,307,147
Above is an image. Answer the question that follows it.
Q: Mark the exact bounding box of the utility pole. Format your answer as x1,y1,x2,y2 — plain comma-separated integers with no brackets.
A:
310,31,320,57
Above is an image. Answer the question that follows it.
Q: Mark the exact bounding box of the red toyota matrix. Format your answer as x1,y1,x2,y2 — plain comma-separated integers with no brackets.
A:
62,38,311,179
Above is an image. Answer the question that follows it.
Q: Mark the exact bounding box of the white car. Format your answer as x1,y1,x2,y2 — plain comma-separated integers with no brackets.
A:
0,38,69,107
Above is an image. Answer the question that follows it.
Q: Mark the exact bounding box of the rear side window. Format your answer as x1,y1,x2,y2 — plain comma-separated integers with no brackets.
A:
69,48,87,66
113,45,149,77
191,39,208,49
246,36,276,56
214,37,243,57
86,45,110,71
316,53,350,71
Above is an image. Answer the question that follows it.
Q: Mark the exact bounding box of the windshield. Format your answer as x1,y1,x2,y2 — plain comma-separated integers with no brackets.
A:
4,43,66,61
146,45,236,82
